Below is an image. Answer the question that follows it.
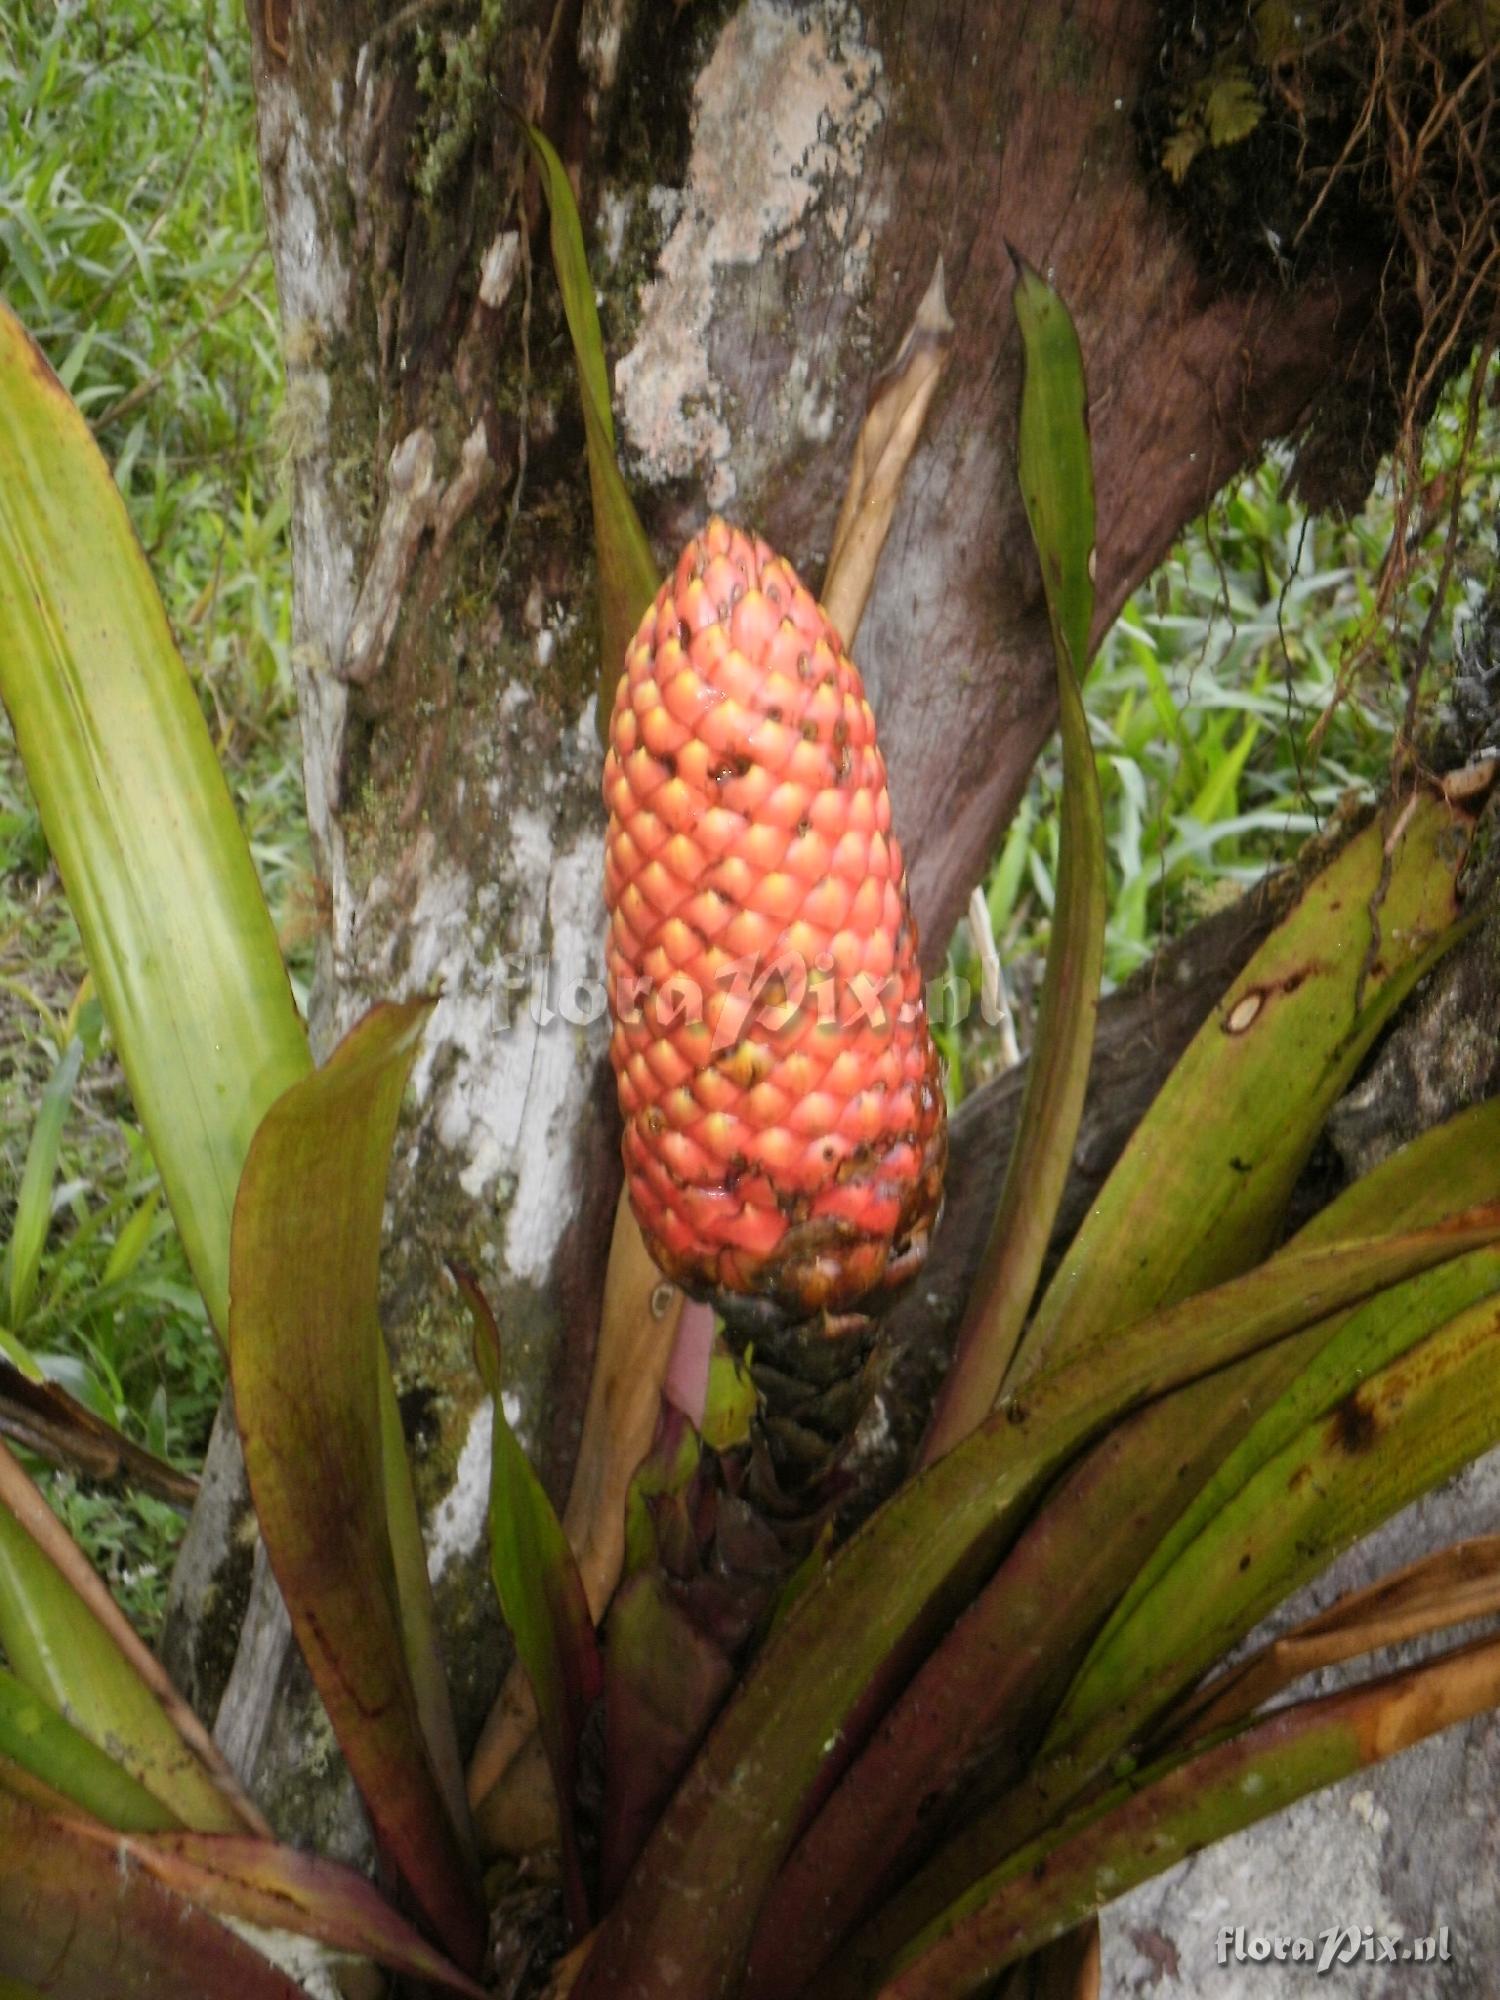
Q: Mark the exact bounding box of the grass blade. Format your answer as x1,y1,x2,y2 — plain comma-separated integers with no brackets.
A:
923,261,1104,1457
0,304,311,1336
4,1037,83,1329
455,1267,602,1934
230,1000,482,1972
524,126,658,743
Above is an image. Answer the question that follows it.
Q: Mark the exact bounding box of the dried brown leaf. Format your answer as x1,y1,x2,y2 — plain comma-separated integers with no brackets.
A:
822,258,954,646
1168,1534,1500,1743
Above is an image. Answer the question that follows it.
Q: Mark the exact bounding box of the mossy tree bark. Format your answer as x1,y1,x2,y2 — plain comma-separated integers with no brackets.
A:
157,0,1493,1956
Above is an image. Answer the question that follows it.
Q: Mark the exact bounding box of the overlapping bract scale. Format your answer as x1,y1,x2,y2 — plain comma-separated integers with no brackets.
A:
604,517,945,1321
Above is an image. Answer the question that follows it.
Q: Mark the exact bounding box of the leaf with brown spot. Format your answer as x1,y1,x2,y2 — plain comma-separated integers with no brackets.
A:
569,1207,1500,2000
742,1216,1500,2000
848,1633,1500,1998
1021,792,1473,1376
1037,1280,1500,1809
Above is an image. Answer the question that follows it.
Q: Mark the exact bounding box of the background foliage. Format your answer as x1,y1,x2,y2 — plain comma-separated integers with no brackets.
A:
0,0,305,1632
0,0,1496,1630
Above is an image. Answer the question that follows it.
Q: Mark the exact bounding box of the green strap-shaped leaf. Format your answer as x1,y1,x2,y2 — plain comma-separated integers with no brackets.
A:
1011,254,1093,677
525,126,660,743
0,1439,256,1832
230,1000,483,1974
568,1208,1500,2000
4,1036,83,1330
758,1105,1500,1990
924,260,1105,1456
847,1632,1500,1999
455,1266,603,1936
0,304,311,1336
1020,790,1471,1372
1045,1094,1500,1761
0,1663,179,1832
1039,1282,1500,1792
826,1260,1500,1971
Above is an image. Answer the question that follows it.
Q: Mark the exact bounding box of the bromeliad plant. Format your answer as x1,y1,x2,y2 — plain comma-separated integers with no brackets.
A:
2,124,1500,2000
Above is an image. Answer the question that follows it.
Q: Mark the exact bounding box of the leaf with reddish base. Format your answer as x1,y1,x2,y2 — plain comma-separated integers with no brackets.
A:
454,1265,603,1936
820,1274,1500,1982
0,1760,486,1995
570,1209,1500,2000
0,1777,304,2000
230,1000,483,1972
600,1568,735,1909
845,1633,1500,1998
81,1821,489,1995
746,1144,1500,1998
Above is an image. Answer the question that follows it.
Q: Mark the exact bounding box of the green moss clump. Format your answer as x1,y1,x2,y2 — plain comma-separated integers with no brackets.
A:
411,0,509,206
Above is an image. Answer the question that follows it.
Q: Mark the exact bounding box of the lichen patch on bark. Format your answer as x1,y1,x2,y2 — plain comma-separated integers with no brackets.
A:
616,0,886,504
399,814,607,1290
424,1398,495,1586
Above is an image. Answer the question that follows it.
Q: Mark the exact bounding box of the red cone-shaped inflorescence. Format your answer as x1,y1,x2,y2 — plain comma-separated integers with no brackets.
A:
603,517,946,1324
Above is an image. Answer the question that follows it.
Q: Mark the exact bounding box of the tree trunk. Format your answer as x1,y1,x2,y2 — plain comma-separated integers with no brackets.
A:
157,0,1497,1964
